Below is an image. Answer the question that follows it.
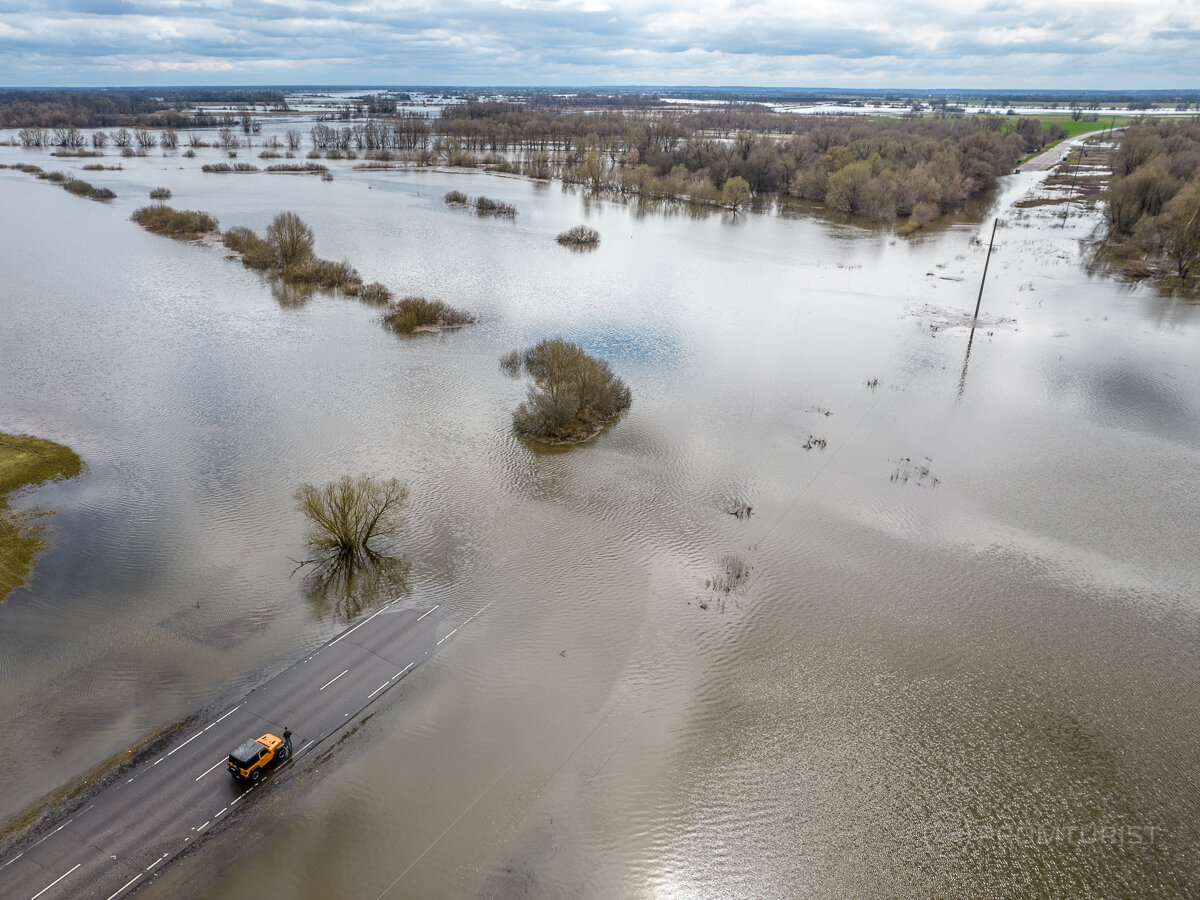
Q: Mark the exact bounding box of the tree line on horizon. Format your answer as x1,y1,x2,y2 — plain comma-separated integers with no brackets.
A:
0,88,288,129
5,90,1072,228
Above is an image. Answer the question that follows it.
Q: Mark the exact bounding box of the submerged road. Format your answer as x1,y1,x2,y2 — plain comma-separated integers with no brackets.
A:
0,599,474,900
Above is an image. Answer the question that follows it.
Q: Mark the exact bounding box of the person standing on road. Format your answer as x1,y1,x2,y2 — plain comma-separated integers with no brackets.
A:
283,727,293,754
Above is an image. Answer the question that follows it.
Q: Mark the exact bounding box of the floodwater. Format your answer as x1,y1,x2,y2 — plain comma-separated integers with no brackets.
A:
1,137,1199,899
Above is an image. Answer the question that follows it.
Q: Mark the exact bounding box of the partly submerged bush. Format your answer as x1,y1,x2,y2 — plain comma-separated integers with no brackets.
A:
224,213,366,291
473,196,516,218
149,186,172,201
287,257,362,290
556,225,600,247
131,205,218,237
222,226,274,268
382,296,474,334
88,187,116,201
501,338,632,443
62,178,93,196
356,282,393,304
265,163,329,174
201,162,259,173
443,192,517,218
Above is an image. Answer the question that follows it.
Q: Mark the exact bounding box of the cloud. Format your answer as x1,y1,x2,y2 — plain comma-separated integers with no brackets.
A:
0,0,1196,86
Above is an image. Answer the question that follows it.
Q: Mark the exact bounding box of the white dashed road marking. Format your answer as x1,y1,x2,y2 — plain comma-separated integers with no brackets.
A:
368,681,390,699
31,863,80,900
104,872,142,900
195,758,227,781
319,669,349,691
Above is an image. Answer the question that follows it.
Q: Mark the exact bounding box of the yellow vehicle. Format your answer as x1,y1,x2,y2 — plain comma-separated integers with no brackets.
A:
227,733,288,782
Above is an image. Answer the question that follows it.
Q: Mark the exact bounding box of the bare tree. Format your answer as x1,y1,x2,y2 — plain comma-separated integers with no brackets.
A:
286,129,303,151
18,127,48,147
217,127,239,149
133,127,157,149
54,126,85,148
91,130,108,149
112,128,132,148
294,476,409,562
266,211,315,270
160,128,179,150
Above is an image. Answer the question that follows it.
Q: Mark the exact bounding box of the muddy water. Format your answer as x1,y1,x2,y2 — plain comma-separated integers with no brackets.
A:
1,146,1198,898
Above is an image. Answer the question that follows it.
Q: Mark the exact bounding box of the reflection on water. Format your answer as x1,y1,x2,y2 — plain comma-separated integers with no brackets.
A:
957,324,977,398
269,278,316,307
299,553,410,624
2,144,1200,898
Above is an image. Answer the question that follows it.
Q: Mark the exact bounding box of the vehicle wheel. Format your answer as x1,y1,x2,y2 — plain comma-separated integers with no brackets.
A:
250,769,261,783
277,745,289,761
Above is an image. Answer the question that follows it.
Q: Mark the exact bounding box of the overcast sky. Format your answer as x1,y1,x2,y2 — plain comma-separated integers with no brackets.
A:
0,0,1197,89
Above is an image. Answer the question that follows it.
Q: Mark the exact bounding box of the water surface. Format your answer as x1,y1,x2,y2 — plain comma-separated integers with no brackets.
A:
1,144,1198,898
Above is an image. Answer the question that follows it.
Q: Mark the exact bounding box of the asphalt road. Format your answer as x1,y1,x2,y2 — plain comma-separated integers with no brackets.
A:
1019,127,1118,172
0,599,465,900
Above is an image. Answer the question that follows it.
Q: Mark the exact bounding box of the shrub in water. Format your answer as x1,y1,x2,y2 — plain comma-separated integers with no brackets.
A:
556,225,600,247
473,196,516,218
502,338,632,443
131,205,219,237
382,296,474,334
357,282,393,304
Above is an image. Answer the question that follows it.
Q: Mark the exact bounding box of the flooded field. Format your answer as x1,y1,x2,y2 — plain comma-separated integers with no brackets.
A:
1,139,1198,897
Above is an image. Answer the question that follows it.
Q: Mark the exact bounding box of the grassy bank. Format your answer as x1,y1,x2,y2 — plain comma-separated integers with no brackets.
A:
0,433,83,602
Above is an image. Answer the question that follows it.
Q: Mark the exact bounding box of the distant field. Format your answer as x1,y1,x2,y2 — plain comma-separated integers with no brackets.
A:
864,113,1134,138
1022,114,1133,137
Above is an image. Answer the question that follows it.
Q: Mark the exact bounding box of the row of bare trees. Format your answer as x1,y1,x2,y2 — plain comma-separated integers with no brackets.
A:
308,115,432,152
18,125,180,150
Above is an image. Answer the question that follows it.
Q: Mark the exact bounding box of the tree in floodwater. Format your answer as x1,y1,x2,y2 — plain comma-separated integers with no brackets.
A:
294,475,408,563
293,476,410,616
500,338,632,443
1102,118,1200,284
721,175,751,209
266,211,315,272
1139,181,1200,280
